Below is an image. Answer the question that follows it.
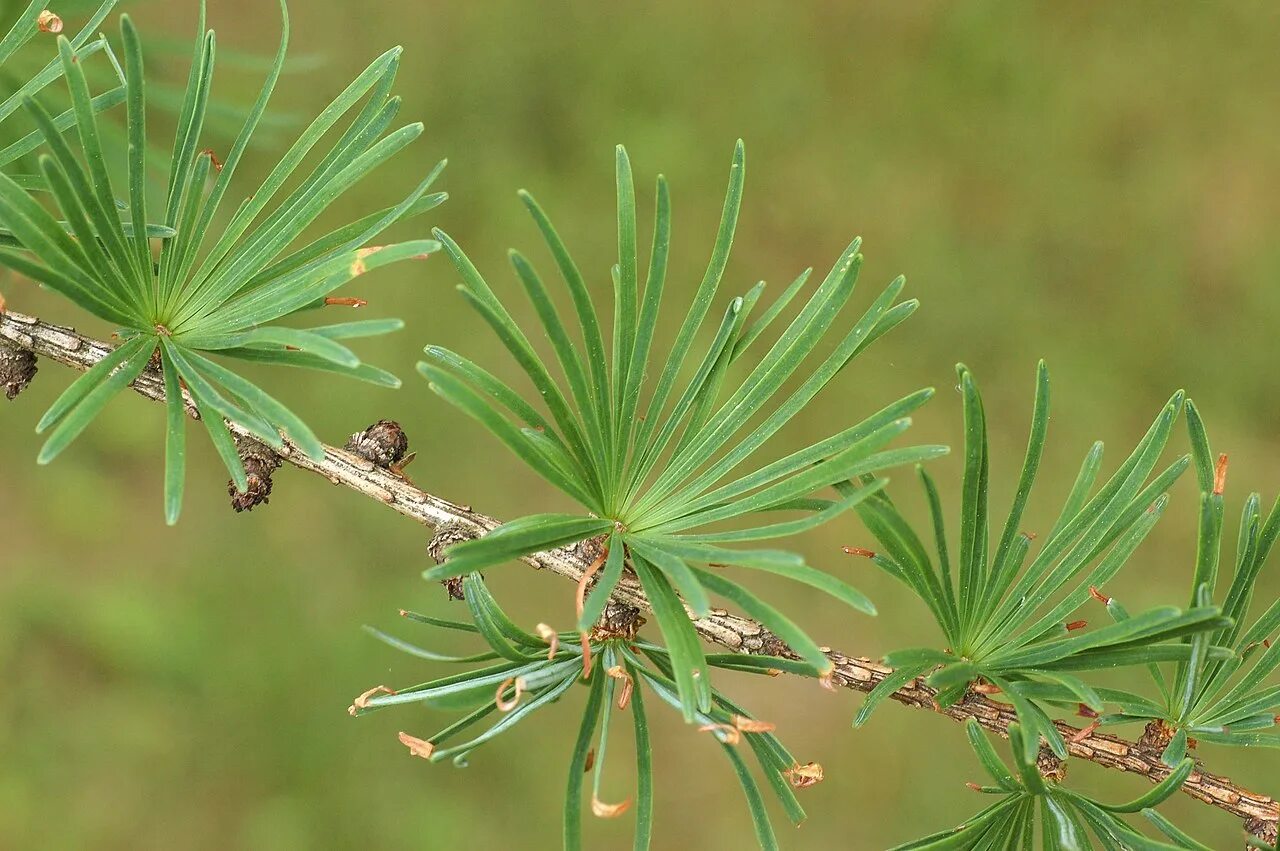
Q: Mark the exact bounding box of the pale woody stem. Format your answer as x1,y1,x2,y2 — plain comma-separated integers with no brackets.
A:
2,307,1275,828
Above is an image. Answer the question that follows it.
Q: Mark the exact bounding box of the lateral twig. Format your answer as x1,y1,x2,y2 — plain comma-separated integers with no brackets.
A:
3,307,1275,826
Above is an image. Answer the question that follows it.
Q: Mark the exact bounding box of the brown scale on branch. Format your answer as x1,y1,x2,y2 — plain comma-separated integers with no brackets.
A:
1138,719,1180,754
591,601,645,643
755,627,791,658
2,307,1276,831
573,534,608,573
1036,747,1068,784
0,339,37,400
428,521,476,601
345,419,413,475
229,436,283,513
1246,816,1278,849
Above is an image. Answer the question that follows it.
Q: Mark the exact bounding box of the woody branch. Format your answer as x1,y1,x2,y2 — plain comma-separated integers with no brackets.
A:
2,306,1275,830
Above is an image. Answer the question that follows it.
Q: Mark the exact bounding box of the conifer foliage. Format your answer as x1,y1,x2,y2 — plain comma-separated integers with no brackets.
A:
1,3,1274,849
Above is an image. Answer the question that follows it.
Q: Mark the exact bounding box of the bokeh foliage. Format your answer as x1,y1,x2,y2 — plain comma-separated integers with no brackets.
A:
2,1,1279,848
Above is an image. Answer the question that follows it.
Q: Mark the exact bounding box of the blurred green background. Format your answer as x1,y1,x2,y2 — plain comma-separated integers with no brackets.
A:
2,1,1279,848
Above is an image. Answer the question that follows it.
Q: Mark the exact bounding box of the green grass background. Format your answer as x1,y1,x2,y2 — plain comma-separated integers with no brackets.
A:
2,1,1278,847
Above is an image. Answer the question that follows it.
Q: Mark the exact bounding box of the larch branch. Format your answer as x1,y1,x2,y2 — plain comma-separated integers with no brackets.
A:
2,307,1275,827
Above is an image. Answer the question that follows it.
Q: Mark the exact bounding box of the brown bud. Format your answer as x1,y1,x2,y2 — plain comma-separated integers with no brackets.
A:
427,522,474,563
1138,719,1176,752
427,522,476,601
228,470,272,512
439,577,465,601
1036,748,1067,783
590,601,646,643
0,341,37,400
345,419,409,468
229,436,282,512
1245,816,1279,847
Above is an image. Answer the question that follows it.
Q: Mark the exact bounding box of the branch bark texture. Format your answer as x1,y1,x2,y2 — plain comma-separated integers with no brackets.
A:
2,307,1275,827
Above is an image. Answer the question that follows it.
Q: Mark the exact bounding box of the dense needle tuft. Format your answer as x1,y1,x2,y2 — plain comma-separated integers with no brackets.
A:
0,1,445,523
893,717,1202,849
422,140,943,718
352,574,822,851
1078,401,1280,761
850,362,1236,767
